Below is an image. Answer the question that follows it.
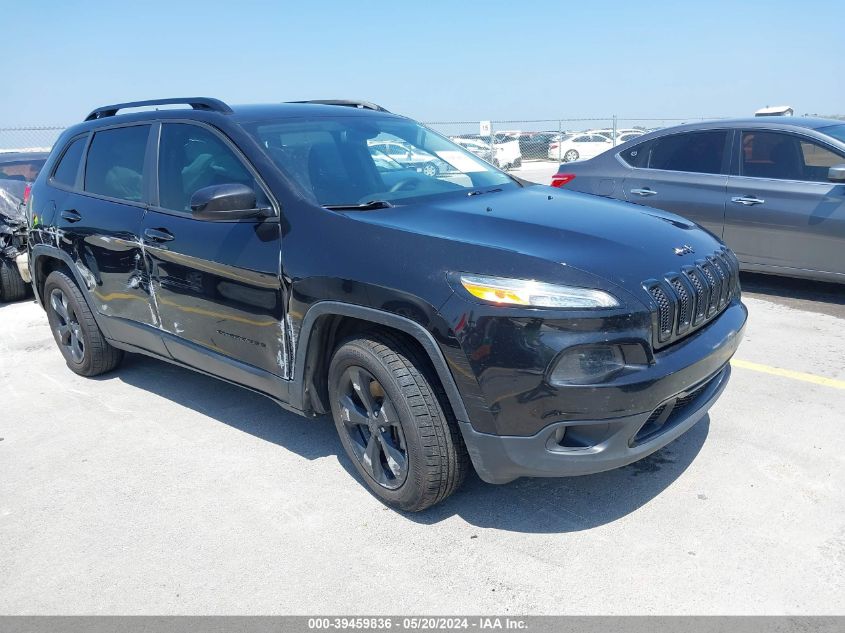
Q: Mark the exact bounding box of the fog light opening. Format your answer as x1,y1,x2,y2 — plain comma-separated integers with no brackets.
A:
553,425,600,449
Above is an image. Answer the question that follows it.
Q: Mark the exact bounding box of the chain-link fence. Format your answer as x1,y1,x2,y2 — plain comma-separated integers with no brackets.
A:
1,116,728,155
423,116,728,166
0,126,67,152
0,117,726,188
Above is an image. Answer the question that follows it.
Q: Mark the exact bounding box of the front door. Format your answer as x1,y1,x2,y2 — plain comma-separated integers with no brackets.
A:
141,122,289,383
723,130,845,275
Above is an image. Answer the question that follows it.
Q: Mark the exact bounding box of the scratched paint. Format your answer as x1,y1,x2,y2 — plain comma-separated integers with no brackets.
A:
139,240,161,327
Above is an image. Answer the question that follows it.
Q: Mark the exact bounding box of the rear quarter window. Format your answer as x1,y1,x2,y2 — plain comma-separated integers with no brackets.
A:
618,139,652,167
52,137,87,187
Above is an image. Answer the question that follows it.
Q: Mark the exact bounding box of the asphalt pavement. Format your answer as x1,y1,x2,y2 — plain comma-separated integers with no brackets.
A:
1,277,843,614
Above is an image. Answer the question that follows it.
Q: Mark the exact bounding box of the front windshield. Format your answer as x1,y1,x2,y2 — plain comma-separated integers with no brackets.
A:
245,116,514,207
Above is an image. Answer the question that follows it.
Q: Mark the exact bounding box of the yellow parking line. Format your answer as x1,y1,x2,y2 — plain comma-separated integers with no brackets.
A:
733,359,845,390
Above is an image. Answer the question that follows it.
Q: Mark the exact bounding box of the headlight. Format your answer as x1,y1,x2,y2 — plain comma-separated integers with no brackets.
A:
459,275,618,309
549,345,626,385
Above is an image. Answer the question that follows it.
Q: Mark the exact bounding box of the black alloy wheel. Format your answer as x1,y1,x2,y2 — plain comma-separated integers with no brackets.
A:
328,333,469,511
337,365,408,489
50,287,85,363
43,270,123,376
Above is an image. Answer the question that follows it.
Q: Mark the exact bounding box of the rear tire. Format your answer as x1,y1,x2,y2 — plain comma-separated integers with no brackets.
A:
564,149,579,162
44,270,123,376
0,258,28,302
328,332,469,511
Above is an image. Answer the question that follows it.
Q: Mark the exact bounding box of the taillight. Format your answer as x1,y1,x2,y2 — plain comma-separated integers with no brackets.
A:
23,184,32,204
549,143,558,150
551,173,576,188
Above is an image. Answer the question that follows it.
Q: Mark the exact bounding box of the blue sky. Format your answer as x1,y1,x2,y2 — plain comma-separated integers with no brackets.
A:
2,0,842,126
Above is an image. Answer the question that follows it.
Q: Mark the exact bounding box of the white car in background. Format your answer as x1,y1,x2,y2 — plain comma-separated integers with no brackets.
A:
617,131,645,143
548,133,613,162
590,128,644,142
367,139,449,176
451,136,522,170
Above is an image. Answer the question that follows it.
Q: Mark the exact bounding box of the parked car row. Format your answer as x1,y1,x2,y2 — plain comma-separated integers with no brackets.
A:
20,97,747,511
468,128,648,163
441,128,651,166
552,116,845,284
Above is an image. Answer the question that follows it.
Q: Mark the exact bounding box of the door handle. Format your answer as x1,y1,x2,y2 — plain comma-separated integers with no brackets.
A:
731,196,765,206
143,227,175,243
60,209,82,223
631,188,657,197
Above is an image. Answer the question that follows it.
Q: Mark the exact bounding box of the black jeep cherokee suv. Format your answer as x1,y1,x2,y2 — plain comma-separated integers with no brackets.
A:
26,98,746,511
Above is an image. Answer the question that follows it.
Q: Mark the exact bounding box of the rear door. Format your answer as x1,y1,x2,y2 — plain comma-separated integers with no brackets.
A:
49,124,163,347
621,129,730,237
723,130,845,274
141,121,289,382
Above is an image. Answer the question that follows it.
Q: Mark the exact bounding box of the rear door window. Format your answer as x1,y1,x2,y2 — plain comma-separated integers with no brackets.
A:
84,125,150,202
52,137,87,187
649,131,728,174
740,131,844,182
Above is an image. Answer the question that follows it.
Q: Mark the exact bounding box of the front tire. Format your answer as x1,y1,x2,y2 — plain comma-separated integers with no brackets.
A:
0,258,28,302
328,332,468,511
44,270,123,376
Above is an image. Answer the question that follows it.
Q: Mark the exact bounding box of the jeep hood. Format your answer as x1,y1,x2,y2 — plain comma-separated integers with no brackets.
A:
346,185,726,294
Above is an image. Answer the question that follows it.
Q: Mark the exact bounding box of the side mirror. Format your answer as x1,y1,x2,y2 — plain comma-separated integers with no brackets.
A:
828,164,845,183
189,183,272,221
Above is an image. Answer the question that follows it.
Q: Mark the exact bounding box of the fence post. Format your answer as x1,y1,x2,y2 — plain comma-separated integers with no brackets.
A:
612,114,618,147
557,119,562,163
489,121,495,168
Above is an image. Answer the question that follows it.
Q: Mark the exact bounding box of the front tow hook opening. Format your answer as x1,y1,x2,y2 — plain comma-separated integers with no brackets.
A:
547,423,612,452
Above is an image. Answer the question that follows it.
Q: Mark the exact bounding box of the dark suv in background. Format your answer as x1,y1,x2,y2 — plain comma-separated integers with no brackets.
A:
27,98,746,510
552,117,845,284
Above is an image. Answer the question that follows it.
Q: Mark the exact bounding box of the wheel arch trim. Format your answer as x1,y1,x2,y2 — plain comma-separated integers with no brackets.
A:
293,301,471,425
30,246,104,324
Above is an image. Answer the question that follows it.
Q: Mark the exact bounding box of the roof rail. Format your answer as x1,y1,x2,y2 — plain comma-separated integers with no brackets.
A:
84,97,233,121
286,99,389,113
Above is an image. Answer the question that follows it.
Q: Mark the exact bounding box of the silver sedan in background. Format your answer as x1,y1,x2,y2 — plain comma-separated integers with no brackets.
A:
551,117,845,284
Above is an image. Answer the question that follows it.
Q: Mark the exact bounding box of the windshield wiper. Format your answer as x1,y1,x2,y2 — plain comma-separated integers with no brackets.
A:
467,188,504,197
323,200,394,211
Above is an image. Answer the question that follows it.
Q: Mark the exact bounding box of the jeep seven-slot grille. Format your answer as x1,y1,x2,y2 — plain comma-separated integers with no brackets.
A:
644,248,740,349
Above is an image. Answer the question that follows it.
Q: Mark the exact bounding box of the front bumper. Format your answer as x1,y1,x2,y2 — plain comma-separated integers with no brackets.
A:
463,363,731,484
453,299,747,483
